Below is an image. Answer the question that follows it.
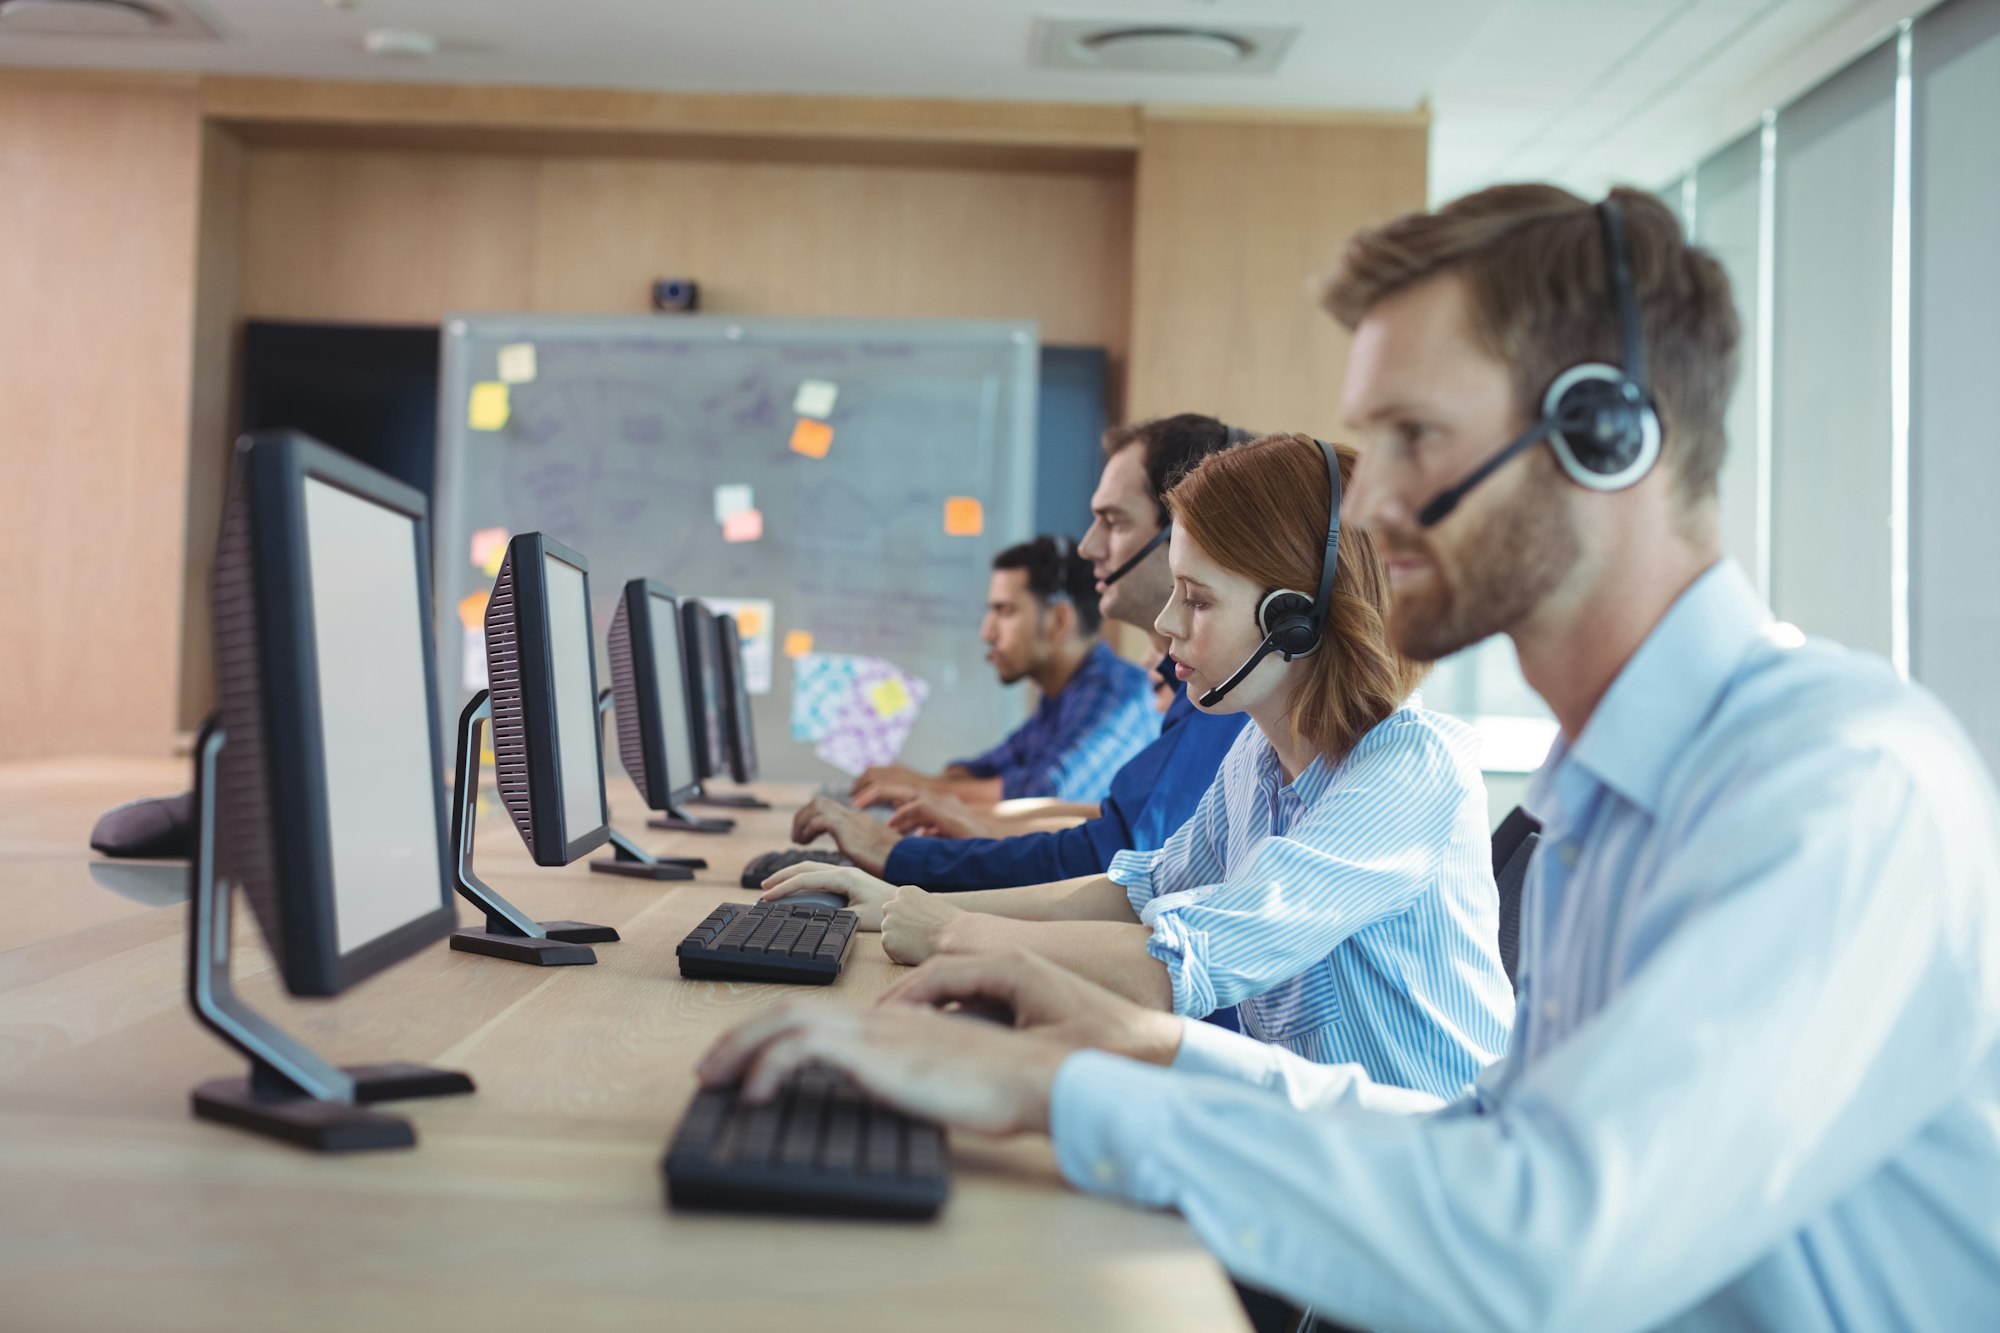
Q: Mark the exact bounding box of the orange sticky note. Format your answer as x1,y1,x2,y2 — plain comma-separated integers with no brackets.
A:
943,496,984,537
457,589,490,630
735,606,766,637
783,630,814,658
722,508,764,543
789,418,834,459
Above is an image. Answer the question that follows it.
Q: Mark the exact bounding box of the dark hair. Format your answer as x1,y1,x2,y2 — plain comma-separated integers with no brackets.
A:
1168,434,1426,764
1103,414,1248,526
993,535,1102,635
1322,184,1740,507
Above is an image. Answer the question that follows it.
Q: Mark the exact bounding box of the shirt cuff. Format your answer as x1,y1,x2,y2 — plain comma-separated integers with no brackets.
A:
1049,1050,1181,1209
1172,1015,1287,1086
1141,908,1219,1020
1106,847,1160,916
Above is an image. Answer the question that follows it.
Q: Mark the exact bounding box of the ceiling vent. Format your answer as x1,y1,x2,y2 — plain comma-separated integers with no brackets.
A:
1032,15,1297,75
0,0,218,39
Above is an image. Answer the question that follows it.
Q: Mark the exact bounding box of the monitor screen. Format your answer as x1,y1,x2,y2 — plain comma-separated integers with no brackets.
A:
689,604,728,779
647,591,698,794
542,550,607,837
301,476,447,957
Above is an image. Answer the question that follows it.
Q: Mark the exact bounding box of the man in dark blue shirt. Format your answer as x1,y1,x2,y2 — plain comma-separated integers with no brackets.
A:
789,414,1249,890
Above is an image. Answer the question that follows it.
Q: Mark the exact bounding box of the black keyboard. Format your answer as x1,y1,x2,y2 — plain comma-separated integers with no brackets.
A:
662,1065,950,1219
677,901,857,984
739,846,854,888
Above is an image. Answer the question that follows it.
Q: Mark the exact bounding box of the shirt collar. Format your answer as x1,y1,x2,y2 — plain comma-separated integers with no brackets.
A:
1556,558,1771,817
1154,653,1180,694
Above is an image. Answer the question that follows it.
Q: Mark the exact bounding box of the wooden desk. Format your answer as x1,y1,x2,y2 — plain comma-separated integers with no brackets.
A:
0,759,1247,1332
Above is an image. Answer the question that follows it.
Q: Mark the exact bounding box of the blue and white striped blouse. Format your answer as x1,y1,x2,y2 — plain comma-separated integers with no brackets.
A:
1108,706,1514,1098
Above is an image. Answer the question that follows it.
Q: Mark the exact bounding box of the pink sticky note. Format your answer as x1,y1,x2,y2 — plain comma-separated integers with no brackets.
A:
722,508,764,543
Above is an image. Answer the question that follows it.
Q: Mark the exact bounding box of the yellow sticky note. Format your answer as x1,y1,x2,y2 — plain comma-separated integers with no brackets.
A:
783,630,814,658
735,606,766,637
722,508,764,543
943,496,984,537
497,343,537,384
468,381,510,431
868,677,912,718
469,526,508,572
789,418,834,459
457,589,490,630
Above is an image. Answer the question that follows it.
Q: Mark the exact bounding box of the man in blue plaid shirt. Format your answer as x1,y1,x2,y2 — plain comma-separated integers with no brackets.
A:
851,537,1158,809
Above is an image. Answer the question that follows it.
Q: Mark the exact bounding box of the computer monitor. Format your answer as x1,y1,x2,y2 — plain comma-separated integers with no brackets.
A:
714,613,760,786
484,533,611,865
607,579,701,810
679,599,730,784
444,532,622,964
190,430,473,1151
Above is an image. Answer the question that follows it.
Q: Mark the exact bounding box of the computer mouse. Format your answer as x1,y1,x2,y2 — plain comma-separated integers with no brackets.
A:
89,791,196,860
773,889,849,910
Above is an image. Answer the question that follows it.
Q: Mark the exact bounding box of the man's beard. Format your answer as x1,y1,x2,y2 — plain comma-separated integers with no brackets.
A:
1387,466,1579,663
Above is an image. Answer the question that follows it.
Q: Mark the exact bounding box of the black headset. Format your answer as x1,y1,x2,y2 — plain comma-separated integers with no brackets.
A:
1101,422,1257,587
1417,198,1662,528
1197,437,1342,708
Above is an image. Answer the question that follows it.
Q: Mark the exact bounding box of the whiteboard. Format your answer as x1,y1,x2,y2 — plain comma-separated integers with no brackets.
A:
435,315,1039,782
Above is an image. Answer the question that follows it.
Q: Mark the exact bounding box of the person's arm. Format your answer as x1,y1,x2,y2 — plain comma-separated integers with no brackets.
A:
926,873,1137,922
1051,743,2000,1331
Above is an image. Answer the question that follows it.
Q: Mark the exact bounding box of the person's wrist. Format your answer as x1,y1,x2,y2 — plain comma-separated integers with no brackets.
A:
1133,1010,1185,1066
1013,1037,1071,1134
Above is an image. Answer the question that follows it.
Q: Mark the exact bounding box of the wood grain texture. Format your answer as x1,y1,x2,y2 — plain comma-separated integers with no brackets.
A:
0,81,206,761
0,767,1247,1333
1125,113,1429,440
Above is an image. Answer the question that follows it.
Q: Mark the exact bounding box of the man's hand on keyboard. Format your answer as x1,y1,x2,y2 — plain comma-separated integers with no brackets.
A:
879,951,1184,1068
760,863,899,930
790,795,899,876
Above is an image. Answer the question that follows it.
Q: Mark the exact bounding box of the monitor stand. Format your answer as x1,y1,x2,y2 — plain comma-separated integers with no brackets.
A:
647,803,734,835
448,690,617,965
690,784,771,812
590,690,706,877
185,720,474,1153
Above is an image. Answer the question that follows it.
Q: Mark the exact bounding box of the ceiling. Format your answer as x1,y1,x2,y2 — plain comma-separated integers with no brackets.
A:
0,0,1930,199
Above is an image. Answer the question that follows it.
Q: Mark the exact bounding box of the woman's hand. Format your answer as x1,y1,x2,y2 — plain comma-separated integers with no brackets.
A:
759,863,900,930
881,951,1185,1066
878,885,968,965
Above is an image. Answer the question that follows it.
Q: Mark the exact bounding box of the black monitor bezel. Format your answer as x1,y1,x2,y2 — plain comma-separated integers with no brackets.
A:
239,431,457,997
678,598,728,782
497,532,613,866
713,613,760,785
617,578,703,809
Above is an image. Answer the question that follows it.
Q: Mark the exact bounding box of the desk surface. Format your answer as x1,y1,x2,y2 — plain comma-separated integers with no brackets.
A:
0,758,1246,1333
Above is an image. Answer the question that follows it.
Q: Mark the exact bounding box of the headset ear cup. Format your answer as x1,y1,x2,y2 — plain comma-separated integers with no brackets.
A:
1256,589,1321,658
1544,362,1662,492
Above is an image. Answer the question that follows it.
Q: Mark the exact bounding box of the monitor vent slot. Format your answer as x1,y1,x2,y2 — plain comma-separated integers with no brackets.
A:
210,484,283,955
606,597,650,800
483,557,535,847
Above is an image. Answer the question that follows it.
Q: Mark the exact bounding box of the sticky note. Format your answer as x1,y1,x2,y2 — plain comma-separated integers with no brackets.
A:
469,527,508,572
468,381,510,431
457,589,490,630
793,379,839,419
497,343,537,384
789,418,834,459
868,676,912,718
943,496,984,536
734,606,766,637
722,508,764,543
713,483,754,524
784,630,814,658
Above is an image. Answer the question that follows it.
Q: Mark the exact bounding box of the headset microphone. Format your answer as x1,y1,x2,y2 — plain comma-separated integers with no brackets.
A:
1196,438,1342,708
1416,197,1663,530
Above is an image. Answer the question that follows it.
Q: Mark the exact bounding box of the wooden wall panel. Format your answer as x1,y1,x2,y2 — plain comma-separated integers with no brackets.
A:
238,149,1133,356
0,80,204,760
1125,113,1428,440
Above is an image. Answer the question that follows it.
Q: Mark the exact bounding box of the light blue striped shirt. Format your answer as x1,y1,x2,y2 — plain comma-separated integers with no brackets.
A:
1052,561,2000,1331
1108,706,1514,1099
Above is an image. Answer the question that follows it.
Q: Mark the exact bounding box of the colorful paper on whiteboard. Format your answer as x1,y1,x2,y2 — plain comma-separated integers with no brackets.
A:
468,381,510,431
814,659,929,775
469,527,509,573
783,629,814,658
497,343,537,384
722,508,764,543
943,496,984,536
712,483,754,524
790,653,863,742
792,379,839,420
789,418,834,459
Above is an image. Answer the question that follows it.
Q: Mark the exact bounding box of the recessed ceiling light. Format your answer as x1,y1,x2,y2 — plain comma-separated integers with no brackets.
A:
1032,16,1297,76
363,27,438,58
0,0,165,35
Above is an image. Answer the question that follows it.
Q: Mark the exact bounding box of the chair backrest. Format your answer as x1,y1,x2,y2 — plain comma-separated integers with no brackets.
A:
1490,806,1542,993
